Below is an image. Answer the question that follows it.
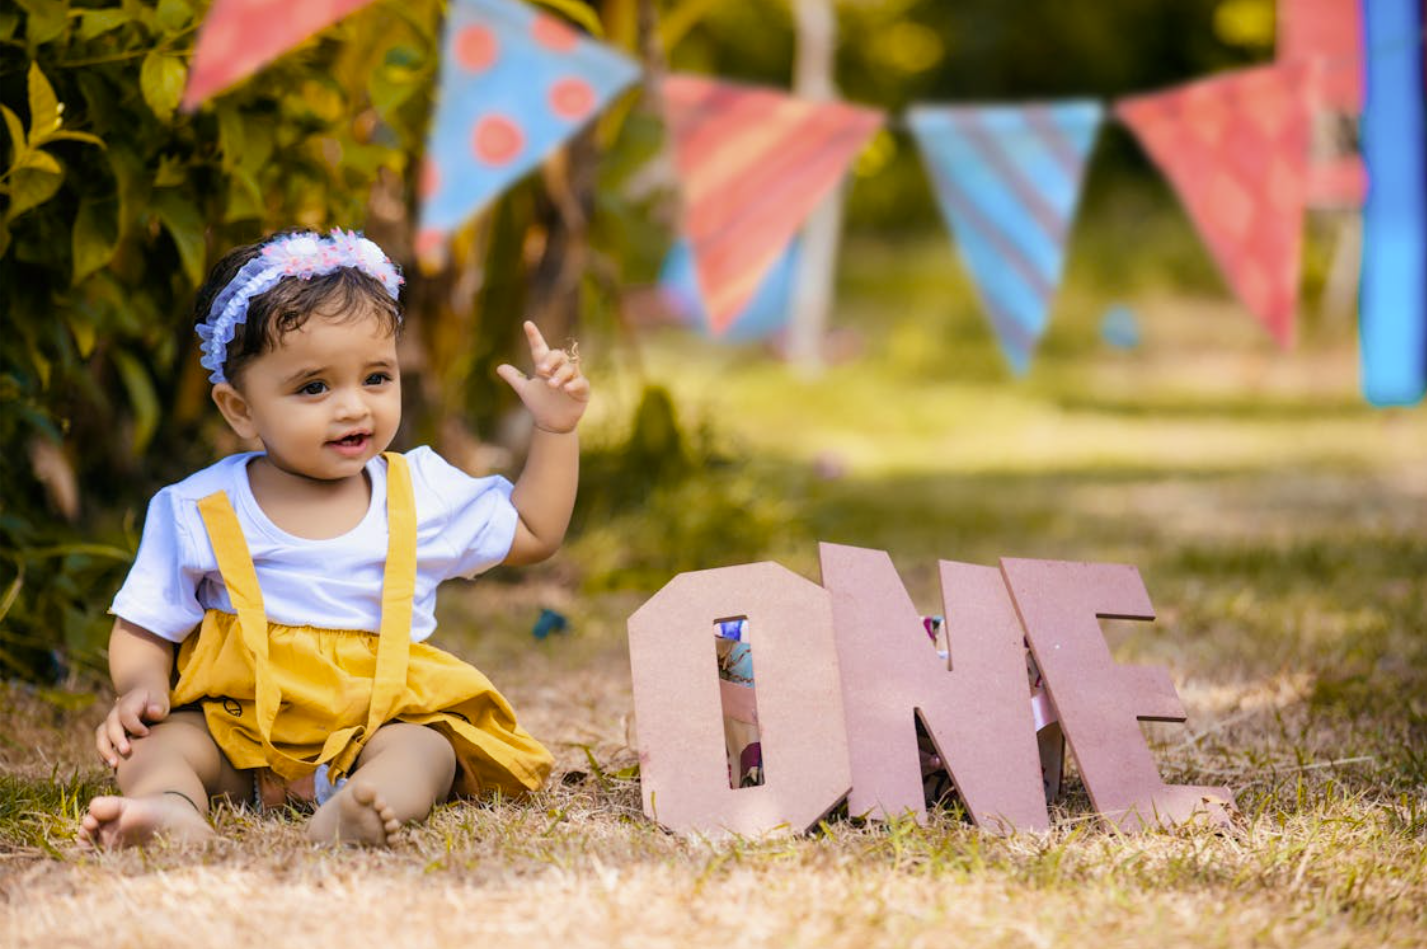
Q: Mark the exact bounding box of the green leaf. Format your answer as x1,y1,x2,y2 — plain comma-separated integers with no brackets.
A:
215,106,245,173
17,148,61,175
139,51,187,124
76,8,130,41
223,166,264,223
6,166,63,218
110,350,159,454
0,219,10,258
18,0,69,46
154,153,185,187
529,0,604,37
106,143,149,240
0,11,19,42
151,189,206,286
155,0,191,34
64,308,97,358
23,542,132,561
2,104,27,155
71,195,119,287
42,130,106,148
26,63,61,140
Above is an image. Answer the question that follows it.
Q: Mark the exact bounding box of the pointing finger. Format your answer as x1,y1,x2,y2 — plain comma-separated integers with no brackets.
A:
523,321,551,363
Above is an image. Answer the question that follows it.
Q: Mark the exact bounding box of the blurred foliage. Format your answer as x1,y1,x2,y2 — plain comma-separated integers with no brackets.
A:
1,0,1285,681
571,384,806,591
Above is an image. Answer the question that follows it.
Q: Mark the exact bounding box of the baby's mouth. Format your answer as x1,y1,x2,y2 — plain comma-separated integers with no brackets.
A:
329,432,370,450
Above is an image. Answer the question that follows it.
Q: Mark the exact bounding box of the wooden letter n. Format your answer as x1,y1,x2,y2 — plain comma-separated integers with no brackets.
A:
820,543,1049,832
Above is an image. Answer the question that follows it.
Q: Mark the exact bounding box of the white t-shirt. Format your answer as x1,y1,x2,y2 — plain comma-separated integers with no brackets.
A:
110,447,519,644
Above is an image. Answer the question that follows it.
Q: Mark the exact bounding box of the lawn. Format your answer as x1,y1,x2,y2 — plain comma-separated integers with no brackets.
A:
2,231,1424,948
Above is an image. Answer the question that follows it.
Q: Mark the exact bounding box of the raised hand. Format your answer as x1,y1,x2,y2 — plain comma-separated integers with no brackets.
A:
496,321,591,434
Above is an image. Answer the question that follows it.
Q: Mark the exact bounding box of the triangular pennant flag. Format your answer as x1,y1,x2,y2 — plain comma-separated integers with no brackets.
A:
908,102,1103,374
659,238,801,341
1117,65,1311,348
183,0,377,110
417,0,640,253
662,75,882,336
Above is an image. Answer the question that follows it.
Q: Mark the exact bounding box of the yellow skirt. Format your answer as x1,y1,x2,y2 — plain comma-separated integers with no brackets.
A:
173,609,554,802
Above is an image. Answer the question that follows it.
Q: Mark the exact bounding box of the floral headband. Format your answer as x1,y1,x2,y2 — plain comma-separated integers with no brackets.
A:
196,229,404,384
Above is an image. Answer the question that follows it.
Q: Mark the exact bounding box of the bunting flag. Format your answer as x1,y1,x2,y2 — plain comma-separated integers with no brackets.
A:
908,102,1103,374
662,75,883,336
659,239,801,341
183,0,377,110
417,0,640,253
1117,66,1311,349
1279,0,1366,206
1358,0,1427,405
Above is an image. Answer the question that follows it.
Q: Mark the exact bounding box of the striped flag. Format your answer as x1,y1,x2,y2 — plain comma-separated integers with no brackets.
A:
908,102,1103,374
183,0,378,110
418,0,640,253
1118,66,1311,349
662,75,883,336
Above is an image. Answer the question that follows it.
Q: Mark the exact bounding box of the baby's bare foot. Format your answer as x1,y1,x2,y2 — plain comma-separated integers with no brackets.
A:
79,793,214,849
308,780,402,847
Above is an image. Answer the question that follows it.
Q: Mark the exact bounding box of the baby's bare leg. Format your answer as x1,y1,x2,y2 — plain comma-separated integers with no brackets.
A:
307,723,456,846
81,710,249,849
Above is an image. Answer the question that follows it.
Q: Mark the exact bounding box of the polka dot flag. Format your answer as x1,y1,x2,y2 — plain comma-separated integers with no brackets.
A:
418,0,640,253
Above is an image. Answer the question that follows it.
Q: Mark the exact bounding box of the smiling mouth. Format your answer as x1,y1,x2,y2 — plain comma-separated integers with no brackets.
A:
329,432,370,449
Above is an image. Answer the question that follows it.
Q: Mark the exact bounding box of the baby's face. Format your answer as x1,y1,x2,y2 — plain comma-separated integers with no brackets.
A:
231,308,401,482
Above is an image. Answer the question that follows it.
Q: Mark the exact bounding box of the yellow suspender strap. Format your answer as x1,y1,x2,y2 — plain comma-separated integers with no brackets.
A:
196,490,282,758
366,451,416,735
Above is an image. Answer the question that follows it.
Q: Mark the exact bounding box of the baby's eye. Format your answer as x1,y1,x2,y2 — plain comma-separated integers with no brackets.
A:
365,372,392,386
298,380,328,396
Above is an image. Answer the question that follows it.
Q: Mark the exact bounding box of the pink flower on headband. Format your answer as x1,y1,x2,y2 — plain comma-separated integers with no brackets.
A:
197,230,404,384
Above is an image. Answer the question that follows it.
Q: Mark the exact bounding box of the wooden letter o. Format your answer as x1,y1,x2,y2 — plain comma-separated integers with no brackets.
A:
628,562,852,837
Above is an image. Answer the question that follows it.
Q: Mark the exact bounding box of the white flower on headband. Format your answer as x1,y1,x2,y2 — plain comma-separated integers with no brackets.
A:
197,229,404,384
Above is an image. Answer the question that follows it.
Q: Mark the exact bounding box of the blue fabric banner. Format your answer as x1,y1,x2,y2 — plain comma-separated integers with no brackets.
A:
908,102,1102,374
417,0,639,252
1358,0,1427,406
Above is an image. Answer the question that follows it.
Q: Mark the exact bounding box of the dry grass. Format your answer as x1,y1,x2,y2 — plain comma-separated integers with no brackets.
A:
4,239,1426,946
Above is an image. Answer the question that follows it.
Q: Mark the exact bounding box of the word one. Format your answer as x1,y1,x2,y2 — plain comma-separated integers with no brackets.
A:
627,544,1233,838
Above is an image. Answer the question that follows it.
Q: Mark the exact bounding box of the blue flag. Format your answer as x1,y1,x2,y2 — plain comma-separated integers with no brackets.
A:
908,102,1102,374
1359,0,1427,406
417,0,640,253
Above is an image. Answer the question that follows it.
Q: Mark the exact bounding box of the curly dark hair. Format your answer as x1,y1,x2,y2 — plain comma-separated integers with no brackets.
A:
192,230,403,386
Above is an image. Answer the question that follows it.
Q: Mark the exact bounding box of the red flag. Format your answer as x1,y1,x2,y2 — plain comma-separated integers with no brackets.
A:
1279,0,1366,206
1117,65,1311,348
183,0,378,110
662,75,882,335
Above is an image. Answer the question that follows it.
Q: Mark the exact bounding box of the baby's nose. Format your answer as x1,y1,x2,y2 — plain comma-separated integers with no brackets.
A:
334,389,368,418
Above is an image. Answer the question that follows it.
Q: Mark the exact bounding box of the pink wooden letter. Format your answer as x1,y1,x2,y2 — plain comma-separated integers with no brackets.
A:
820,543,1049,832
627,562,852,837
1000,558,1233,832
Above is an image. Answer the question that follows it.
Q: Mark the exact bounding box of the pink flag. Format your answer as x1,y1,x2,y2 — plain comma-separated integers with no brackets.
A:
1279,0,1365,206
1117,65,1312,348
662,75,882,335
183,0,378,110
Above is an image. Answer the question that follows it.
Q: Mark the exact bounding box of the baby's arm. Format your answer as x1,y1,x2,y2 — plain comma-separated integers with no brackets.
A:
96,618,175,768
496,321,591,565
